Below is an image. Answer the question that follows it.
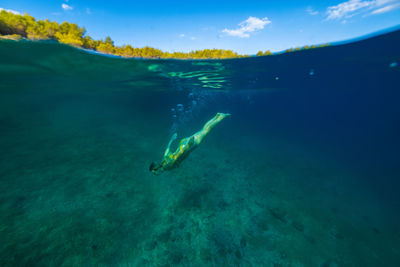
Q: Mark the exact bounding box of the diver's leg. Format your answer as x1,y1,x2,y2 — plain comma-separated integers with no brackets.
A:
203,113,230,131
194,113,230,144
164,133,178,157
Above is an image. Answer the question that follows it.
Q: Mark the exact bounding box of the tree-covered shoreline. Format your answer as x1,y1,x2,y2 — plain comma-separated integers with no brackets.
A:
0,10,328,59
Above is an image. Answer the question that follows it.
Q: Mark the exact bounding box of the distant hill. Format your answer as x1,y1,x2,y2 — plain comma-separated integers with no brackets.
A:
0,9,335,59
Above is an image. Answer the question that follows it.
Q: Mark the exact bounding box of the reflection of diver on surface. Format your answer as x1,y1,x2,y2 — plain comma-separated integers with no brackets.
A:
150,112,231,175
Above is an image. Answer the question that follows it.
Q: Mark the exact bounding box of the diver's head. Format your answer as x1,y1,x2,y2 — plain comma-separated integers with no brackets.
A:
149,162,163,175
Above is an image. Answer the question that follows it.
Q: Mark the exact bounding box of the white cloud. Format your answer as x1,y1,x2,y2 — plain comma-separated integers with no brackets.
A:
62,3,73,11
371,2,400,13
222,16,271,38
0,7,20,15
306,6,319,15
178,34,196,40
326,0,399,20
326,0,373,19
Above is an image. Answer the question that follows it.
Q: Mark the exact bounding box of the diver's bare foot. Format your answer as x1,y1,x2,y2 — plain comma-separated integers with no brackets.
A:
217,112,231,120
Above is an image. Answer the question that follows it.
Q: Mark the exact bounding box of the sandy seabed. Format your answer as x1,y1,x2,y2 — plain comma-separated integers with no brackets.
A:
1,102,399,266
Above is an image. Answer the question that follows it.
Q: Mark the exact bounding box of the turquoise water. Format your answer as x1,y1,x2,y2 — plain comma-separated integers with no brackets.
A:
0,30,400,266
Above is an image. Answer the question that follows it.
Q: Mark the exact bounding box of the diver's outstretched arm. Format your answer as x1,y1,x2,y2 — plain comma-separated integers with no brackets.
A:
164,133,178,157
194,112,230,145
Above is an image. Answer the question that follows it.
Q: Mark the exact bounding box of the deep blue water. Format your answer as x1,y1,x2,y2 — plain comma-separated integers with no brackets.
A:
0,29,399,266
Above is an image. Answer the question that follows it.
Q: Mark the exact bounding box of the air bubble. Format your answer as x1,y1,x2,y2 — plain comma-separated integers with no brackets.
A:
177,104,184,111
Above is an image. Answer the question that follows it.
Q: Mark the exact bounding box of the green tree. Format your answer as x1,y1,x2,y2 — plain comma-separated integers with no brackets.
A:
43,19,59,38
117,44,135,57
96,37,115,54
82,36,98,50
54,22,85,46
0,9,262,59
256,50,272,56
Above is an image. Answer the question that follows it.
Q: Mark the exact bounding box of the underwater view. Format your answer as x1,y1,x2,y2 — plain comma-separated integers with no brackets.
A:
1,28,400,266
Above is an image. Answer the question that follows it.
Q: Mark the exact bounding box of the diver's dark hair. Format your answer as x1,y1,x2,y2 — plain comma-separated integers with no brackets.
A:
149,162,157,172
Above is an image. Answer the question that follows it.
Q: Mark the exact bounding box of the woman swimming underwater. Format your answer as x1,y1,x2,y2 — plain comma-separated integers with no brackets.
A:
149,112,231,175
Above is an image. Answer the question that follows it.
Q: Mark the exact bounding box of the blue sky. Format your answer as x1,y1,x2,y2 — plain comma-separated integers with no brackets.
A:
1,0,400,53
